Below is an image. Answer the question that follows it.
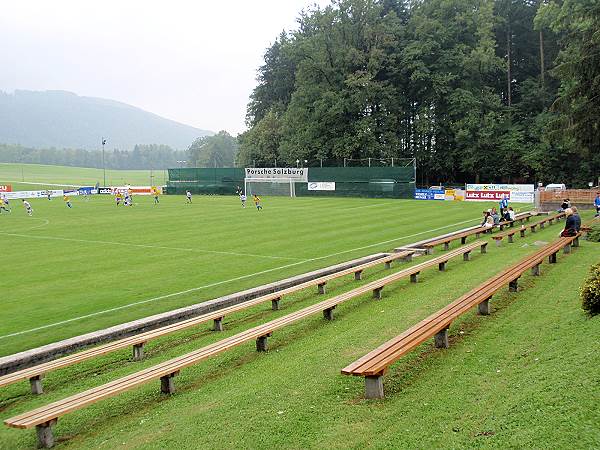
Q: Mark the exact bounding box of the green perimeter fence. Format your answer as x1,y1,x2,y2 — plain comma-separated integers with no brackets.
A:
166,167,415,199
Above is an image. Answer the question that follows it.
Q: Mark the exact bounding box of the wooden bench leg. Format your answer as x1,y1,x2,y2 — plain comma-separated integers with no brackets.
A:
540,222,545,229
463,251,471,261
213,317,224,332
520,229,525,238
364,375,384,399
563,244,571,254
385,261,392,269
549,219,553,225
256,333,272,352
443,242,450,251
508,234,514,243
318,282,327,295
478,298,491,315
573,237,579,247
476,232,481,238
401,253,413,262
323,306,336,321
160,371,179,394
410,272,419,283
36,419,57,448
373,287,383,300
549,252,557,264
531,225,537,233
425,247,433,255
509,278,519,292
354,270,363,281
531,264,541,276
438,261,446,271
271,297,280,310
481,243,487,254
29,375,44,395
132,342,145,361
526,216,530,222
495,239,502,247
461,237,467,245
434,327,449,349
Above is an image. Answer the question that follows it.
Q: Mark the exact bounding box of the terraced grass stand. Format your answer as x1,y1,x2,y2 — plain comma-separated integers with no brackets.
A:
341,234,580,399
4,242,488,448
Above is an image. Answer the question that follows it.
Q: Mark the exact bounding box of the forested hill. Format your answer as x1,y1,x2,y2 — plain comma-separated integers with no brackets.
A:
239,0,600,187
0,90,212,150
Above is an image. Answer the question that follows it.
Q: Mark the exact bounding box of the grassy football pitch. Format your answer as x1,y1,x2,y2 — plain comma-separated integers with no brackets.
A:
0,192,504,356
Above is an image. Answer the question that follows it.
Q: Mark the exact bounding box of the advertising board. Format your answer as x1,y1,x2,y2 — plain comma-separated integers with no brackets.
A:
414,188,445,200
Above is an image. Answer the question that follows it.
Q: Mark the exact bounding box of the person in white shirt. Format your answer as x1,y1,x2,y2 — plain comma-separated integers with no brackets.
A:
22,199,33,216
240,193,247,208
508,207,516,221
186,190,192,203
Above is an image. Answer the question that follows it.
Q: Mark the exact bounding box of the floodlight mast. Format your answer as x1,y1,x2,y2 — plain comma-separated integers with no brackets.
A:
101,138,107,186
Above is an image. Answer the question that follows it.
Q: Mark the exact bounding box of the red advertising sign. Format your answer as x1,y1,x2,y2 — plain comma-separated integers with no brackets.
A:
465,190,510,201
0,185,12,192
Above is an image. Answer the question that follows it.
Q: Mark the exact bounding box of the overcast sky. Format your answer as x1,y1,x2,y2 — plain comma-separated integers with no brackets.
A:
0,0,330,135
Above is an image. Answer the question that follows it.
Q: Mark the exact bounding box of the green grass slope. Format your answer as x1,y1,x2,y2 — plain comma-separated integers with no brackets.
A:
0,215,597,449
0,163,165,188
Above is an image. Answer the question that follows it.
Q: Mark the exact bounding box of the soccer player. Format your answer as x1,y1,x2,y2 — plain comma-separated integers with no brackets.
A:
0,196,10,213
152,187,160,204
64,194,72,208
115,192,122,206
253,194,262,211
235,186,242,196
186,190,192,203
22,199,33,216
240,193,247,208
46,191,52,200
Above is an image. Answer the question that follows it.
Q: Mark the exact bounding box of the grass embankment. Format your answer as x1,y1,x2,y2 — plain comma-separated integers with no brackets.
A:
0,163,165,188
0,213,597,449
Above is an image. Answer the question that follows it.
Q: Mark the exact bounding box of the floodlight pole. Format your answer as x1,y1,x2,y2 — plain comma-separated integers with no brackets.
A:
101,138,107,186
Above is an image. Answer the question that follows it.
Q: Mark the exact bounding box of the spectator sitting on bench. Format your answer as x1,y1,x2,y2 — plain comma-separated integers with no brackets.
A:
506,206,516,222
559,198,571,212
491,207,501,225
572,206,581,231
483,211,494,229
480,210,489,227
560,208,579,237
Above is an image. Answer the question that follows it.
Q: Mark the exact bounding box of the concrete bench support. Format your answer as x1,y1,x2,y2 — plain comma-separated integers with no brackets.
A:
509,279,519,292
478,298,491,315
540,222,545,229
213,317,224,332
480,244,487,254
563,244,571,254
373,287,383,300
461,237,467,245
256,333,272,352
318,283,327,295
271,298,280,311
573,237,580,247
425,248,434,255
438,261,447,272
463,251,471,262
549,219,554,225
443,242,450,251
531,225,537,233
508,234,514,243
36,419,57,449
475,232,481,238
132,342,145,361
354,270,363,281
520,229,526,238
434,327,449,349
495,239,502,247
410,272,419,283
549,252,557,264
365,375,384,399
531,264,541,276
323,306,336,321
385,261,392,269
160,371,178,394
30,375,44,395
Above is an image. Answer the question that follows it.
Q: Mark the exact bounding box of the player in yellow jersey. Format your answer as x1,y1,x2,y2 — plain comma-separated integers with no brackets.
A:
253,194,262,211
63,194,72,208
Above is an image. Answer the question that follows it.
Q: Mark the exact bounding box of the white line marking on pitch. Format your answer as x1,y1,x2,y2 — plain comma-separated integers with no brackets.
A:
0,216,478,340
0,232,303,261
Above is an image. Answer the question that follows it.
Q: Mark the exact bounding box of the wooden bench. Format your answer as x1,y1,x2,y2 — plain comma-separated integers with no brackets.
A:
0,251,417,395
491,212,566,246
4,242,488,448
341,234,580,399
497,212,533,230
421,227,488,254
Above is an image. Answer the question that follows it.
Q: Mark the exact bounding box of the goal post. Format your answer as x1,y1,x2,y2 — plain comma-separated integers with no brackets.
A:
244,178,296,197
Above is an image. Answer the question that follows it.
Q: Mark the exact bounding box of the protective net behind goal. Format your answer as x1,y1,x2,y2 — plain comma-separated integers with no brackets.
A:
245,179,296,197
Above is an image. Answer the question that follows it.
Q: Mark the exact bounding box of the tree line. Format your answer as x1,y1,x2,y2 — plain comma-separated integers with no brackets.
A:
237,0,600,187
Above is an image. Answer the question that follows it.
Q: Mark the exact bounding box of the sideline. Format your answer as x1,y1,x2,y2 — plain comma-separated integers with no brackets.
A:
0,216,478,340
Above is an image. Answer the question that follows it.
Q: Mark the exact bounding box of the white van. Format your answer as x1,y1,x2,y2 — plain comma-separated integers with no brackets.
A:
545,183,566,191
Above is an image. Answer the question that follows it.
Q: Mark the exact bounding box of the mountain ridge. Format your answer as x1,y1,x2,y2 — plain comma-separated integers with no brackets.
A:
0,90,213,150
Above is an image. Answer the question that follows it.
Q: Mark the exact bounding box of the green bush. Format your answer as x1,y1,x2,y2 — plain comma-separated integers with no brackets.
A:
586,223,600,242
581,263,600,315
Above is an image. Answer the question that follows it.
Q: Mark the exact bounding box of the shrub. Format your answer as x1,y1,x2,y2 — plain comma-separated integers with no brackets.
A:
586,223,600,242
581,263,600,315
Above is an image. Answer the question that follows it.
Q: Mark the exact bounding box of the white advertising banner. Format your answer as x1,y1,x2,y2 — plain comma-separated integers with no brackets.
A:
245,167,308,182
3,190,64,199
307,182,335,191
465,183,535,203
